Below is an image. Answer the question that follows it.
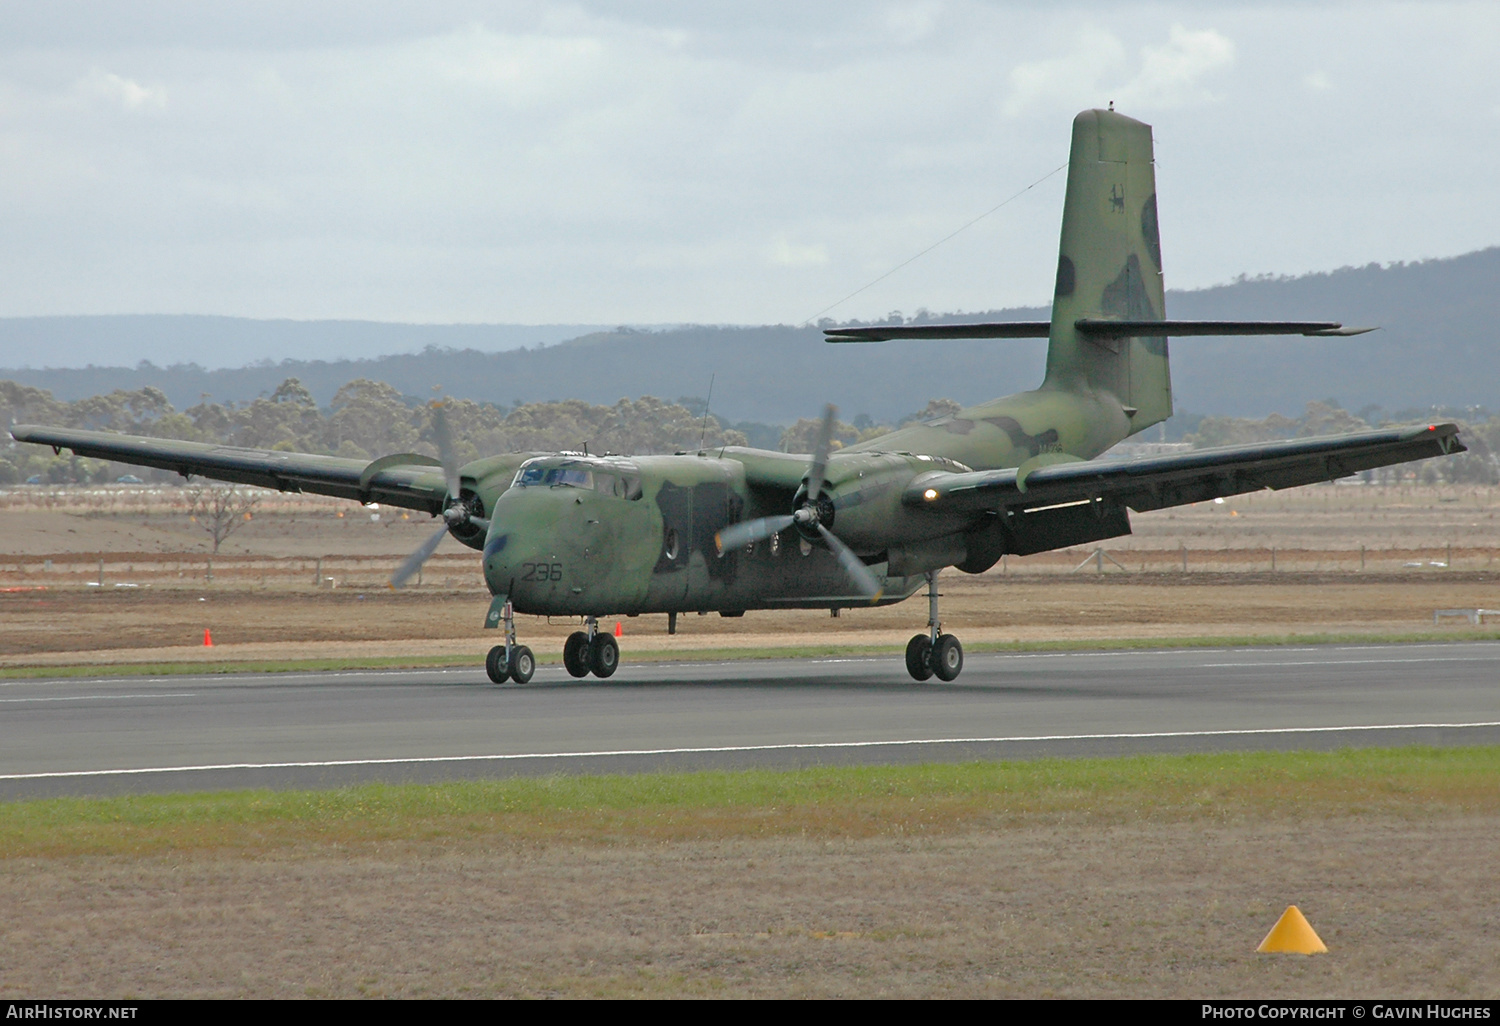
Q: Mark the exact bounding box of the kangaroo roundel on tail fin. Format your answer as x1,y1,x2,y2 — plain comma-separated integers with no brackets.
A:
1045,108,1171,433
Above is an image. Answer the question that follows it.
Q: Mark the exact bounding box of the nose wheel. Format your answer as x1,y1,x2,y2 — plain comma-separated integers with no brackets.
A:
563,617,620,679
486,642,534,684
906,571,963,682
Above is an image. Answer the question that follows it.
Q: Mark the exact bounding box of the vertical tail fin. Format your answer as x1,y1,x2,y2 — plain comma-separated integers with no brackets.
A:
1044,108,1170,432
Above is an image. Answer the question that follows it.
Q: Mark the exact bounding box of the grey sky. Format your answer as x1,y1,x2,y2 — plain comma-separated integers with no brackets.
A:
0,1,1495,330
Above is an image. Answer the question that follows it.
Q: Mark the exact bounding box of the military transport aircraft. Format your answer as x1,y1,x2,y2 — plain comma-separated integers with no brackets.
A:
11,108,1465,684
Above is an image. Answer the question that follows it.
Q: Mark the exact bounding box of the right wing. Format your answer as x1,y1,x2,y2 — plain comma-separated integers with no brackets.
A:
10,425,450,512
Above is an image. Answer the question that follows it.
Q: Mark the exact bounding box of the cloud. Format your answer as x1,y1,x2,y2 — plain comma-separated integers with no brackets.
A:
74,68,167,110
1004,23,1233,116
882,1,944,44
767,236,830,268
1003,25,1126,117
1115,25,1235,108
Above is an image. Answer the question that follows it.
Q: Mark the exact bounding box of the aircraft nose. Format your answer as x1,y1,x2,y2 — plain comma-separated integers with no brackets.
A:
482,527,521,594
480,499,558,600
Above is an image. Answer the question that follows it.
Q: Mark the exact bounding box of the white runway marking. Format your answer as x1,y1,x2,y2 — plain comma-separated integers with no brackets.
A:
0,693,196,704
5,720,1498,781
1200,657,1496,668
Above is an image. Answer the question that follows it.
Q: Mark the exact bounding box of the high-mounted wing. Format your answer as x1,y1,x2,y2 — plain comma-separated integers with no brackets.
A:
825,320,1374,342
9,425,449,512
905,424,1464,515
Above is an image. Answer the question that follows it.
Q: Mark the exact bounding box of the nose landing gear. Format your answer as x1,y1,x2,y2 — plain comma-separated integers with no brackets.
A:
563,616,619,679
485,596,536,684
905,570,963,682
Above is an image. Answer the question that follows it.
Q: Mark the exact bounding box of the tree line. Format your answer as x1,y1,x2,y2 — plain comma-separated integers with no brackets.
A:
1182,400,1500,484
0,377,951,485
2,377,1492,485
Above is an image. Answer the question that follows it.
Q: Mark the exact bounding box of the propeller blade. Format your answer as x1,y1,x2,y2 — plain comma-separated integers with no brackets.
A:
715,513,795,554
431,403,462,502
804,404,837,503
816,523,884,601
390,522,449,588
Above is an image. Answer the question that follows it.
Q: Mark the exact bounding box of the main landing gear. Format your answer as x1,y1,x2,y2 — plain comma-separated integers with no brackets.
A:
563,616,619,679
485,597,536,684
905,570,963,682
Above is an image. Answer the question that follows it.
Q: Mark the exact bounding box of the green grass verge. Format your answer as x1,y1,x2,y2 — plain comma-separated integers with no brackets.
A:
4,746,1497,859
6,628,1500,679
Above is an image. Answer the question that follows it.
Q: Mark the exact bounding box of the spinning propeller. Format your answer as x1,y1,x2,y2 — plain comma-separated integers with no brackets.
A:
390,403,489,588
714,404,883,601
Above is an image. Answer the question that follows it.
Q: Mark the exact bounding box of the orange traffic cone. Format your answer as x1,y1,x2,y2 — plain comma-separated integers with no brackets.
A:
614,621,623,637
1257,906,1327,954
203,628,213,647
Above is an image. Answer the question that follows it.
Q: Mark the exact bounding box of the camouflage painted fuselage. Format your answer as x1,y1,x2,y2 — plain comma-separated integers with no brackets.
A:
459,372,1135,617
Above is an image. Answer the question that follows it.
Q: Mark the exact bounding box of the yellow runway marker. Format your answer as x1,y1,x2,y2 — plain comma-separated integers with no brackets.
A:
1257,905,1327,954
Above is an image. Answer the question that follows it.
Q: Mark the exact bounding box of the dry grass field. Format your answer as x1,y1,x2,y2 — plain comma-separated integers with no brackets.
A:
1,754,1497,999
3,482,1499,668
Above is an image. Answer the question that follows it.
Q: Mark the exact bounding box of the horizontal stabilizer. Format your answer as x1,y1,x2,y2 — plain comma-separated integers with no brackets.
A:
824,320,1373,342
1074,319,1374,337
825,322,1050,342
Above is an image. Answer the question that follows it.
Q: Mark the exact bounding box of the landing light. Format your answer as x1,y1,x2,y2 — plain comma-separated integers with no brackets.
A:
923,488,939,501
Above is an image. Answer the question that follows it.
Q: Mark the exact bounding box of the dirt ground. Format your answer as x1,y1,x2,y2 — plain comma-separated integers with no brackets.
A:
3,483,1500,666
2,813,1495,998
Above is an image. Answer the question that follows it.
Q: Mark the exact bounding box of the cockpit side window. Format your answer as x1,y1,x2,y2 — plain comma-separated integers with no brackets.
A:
555,468,593,489
514,464,548,487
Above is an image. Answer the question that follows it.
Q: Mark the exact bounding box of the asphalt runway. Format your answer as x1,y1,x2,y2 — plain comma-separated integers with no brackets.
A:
3,641,1499,798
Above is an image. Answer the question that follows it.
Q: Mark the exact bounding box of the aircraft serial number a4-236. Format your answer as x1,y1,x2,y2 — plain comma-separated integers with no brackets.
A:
13,108,1466,684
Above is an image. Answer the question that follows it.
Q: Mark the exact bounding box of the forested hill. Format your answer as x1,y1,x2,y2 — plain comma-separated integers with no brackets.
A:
2,247,1496,422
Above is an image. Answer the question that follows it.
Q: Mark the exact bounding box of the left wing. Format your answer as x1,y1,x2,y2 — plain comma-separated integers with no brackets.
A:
904,423,1464,514
9,425,450,512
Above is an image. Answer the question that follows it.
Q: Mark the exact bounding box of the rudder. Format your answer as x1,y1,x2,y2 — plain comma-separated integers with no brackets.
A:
1043,108,1170,432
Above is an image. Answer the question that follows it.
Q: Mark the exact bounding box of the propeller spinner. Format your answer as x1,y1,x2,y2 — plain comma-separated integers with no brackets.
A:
714,404,883,601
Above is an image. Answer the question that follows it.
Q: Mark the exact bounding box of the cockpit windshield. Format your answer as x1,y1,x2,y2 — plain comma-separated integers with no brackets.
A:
512,460,643,499
514,464,593,489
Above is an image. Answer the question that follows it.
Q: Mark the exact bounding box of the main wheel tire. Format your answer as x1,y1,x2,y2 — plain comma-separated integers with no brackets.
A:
905,634,934,681
510,645,536,684
932,633,963,681
485,644,509,684
588,634,619,678
562,631,591,678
